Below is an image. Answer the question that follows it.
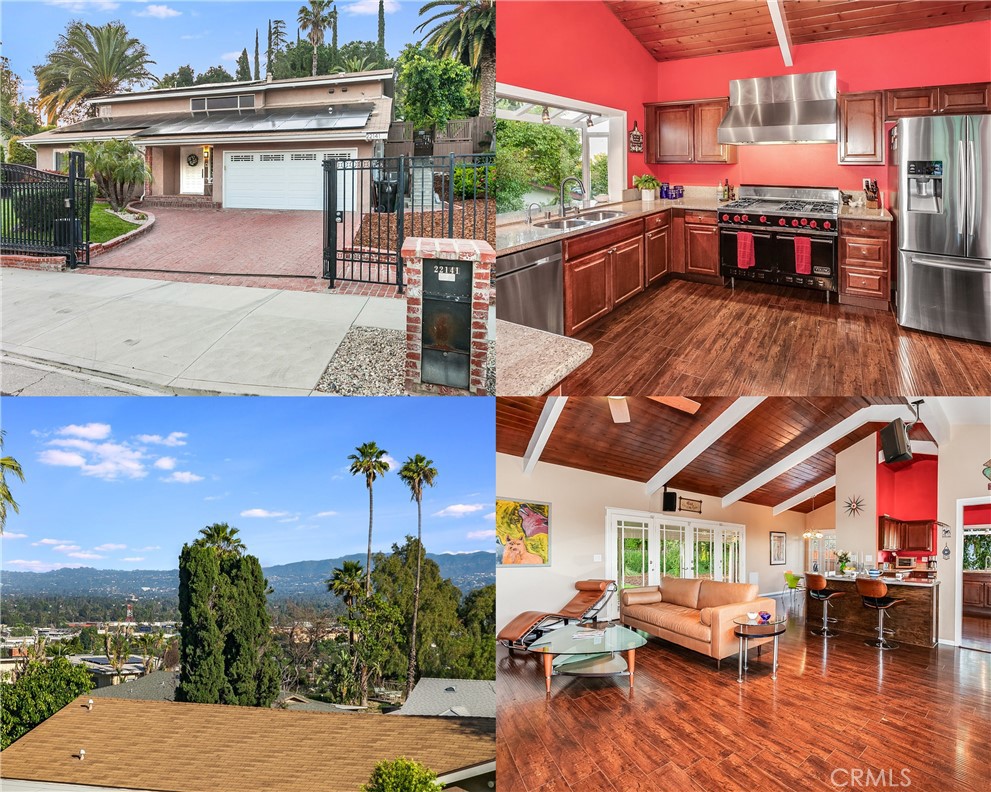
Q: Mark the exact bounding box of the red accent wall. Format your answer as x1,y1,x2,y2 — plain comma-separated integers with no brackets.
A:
497,1,991,200
876,450,939,559
964,504,991,525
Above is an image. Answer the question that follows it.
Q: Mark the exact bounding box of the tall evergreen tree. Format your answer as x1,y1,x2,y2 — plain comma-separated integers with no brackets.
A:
267,19,272,76
235,48,251,81
176,542,225,703
221,554,279,706
254,30,261,80
377,0,386,67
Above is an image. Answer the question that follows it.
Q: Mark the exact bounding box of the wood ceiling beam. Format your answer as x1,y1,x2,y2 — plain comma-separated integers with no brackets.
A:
645,397,766,495
722,403,923,508
767,0,794,67
522,397,567,475
773,475,836,516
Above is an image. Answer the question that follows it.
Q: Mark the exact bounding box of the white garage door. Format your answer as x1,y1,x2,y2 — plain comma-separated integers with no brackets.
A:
223,149,356,211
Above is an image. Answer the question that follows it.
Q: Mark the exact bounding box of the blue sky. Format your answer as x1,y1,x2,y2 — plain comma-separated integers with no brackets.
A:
2,0,428,101
1,397,496,572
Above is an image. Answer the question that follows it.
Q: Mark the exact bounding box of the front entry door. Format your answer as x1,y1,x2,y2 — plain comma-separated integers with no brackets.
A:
180,146,204,195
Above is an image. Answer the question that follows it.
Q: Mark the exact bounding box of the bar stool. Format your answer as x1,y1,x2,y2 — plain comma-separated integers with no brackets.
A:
806,573,844,638
857,578,906,650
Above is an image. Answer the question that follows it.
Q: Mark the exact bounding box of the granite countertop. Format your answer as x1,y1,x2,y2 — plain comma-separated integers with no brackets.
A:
839,204,894,222
495,320,592,396
822,574,938,588
496,197,729,255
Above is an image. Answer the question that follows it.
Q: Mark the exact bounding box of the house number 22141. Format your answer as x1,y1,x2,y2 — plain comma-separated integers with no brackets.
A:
434,264,460,282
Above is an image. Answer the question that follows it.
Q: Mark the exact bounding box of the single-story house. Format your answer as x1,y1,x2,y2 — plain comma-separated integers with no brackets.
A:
392,677,496,718
67,654,145,688
21,70,394,212
0,695,495,792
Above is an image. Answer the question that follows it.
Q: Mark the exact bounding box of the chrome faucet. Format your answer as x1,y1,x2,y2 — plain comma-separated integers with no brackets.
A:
525,202,543,225
560,176,586,217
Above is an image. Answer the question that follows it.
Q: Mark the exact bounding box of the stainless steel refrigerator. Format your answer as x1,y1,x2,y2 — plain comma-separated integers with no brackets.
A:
895,114,991,343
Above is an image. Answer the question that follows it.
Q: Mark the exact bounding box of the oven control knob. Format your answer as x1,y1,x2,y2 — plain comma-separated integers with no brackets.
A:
741,215,749,222
823,221,832,230
800,218,808,226
759,216,767,223
791,219,799,227
810,220,817,229
779,218,786,226
733,215,740,222
722,214,729,221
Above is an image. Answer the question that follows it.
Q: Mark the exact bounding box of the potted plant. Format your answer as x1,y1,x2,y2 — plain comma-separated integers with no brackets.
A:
836,550,852,574
633,174,660,202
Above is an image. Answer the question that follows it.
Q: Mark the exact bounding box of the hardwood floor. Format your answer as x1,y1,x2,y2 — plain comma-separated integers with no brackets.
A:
558,279,991,395
962,615,991,654
497,600,990,792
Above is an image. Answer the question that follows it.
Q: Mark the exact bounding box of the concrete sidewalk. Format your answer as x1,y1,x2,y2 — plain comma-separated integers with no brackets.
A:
1,268,406,395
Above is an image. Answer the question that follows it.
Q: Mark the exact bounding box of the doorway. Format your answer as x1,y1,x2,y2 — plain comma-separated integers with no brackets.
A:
180,146,205,195
960,500,991,653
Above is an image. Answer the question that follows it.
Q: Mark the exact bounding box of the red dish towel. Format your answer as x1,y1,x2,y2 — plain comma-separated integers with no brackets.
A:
794,236,812,275
737,231,755,269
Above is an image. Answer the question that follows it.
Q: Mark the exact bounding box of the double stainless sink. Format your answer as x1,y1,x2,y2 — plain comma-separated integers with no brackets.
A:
532,209,628,231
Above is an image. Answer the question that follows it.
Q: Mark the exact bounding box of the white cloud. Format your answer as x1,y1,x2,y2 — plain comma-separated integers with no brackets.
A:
154,457,177,470
6,559,80,572
221,51,242,62
32,538,72,546
136,432,187,447
484,512,495,520
344,0,400,15
41,437,147,481
467,529,496,540
204,492,229,501
2,532,28,540
58,422,112,440
383,454,399,471
433,503,486,518
138,546,161,552
120,557,145,562
67,551,103,560
52,544,81,553
162,471,204,484
94,543,126,551
44,1,120,13
39,449,88,468
180,33,206,40
136,4,180,18
278,516,300,523
240,508,289,518
314,510,338,518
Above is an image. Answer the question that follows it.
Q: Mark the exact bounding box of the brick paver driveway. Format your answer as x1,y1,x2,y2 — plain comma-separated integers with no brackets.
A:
87,207,397,297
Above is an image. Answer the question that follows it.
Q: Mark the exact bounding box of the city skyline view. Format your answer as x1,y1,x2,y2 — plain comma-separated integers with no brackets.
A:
1,397,496,572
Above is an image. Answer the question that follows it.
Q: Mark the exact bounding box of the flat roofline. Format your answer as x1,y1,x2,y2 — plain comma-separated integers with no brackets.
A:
90,70,395,104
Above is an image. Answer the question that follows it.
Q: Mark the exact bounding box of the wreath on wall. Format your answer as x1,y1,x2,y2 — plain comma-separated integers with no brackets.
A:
186,153,199,167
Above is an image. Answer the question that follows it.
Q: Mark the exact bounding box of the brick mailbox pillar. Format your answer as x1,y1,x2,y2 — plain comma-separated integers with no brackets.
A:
402,237,494,396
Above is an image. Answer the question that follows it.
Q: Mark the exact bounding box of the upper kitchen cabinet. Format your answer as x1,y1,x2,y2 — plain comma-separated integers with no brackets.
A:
838,91,884,165
645,99,735,164
885,82,991,118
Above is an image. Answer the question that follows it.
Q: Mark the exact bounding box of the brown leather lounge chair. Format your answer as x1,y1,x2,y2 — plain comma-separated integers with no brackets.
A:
497,579,617,654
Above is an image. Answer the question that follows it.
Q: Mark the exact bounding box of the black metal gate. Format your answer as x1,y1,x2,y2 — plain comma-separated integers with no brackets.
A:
323,152,494,294
1,151,91,268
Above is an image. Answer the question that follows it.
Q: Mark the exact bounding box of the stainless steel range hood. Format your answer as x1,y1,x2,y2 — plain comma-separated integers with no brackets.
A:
717,71,837,145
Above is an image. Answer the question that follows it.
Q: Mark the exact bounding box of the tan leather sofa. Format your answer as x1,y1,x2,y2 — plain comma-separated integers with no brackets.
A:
621,577,776,666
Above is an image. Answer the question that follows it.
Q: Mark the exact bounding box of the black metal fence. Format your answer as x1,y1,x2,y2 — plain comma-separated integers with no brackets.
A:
323,152,494,293
0,152,91,267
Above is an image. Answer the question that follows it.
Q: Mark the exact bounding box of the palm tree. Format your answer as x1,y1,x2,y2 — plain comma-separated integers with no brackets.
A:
104,627,131,686
347,442,391,596
297,0,334,78
416,0,495,117
194,522,245,556
327,560,364,645
0,430,25,535
332,54,377,74
397,454,438,698
137,631,165,676
36,21,155,124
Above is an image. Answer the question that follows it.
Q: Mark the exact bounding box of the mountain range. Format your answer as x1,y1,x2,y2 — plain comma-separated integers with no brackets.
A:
0,552,496,601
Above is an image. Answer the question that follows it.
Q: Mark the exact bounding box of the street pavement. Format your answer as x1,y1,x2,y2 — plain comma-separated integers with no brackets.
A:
1,268,407,396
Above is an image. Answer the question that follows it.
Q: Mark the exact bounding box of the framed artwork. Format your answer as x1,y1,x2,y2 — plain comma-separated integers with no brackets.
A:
496,498,550,566
769,531,787,565
679,497,702,514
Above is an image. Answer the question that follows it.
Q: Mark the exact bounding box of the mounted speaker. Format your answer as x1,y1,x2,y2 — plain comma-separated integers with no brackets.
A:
662,490,678,512
880,418,913,464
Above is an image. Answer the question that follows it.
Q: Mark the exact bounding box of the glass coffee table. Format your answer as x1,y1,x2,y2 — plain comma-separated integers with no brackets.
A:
733,616,787,683
527,623,647,693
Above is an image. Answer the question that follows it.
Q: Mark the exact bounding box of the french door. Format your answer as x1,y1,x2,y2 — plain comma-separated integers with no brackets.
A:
606,508,746,619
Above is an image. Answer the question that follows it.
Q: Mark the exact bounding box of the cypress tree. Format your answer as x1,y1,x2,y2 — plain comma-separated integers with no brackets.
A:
266,19,272,76
221,554,279,706
254,30,260,80
176,543,225,703
235,48,251,82
377,0,386,67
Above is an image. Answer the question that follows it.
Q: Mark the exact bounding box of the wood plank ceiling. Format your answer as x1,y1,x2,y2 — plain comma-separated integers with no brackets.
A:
495,397,933,513
604,0,991,61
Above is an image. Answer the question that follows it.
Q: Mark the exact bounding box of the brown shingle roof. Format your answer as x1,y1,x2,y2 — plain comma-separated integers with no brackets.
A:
0,696,494,792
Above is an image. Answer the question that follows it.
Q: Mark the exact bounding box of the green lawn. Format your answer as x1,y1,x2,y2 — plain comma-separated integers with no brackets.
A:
0,198,142,244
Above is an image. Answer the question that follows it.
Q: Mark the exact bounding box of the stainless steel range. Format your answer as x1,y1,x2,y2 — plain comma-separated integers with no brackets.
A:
718,185,840,299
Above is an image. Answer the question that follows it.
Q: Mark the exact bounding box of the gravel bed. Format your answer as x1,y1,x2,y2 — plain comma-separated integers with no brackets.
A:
316,326,496,396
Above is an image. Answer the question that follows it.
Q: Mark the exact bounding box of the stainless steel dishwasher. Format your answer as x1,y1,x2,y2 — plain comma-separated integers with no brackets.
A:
495,241,563,335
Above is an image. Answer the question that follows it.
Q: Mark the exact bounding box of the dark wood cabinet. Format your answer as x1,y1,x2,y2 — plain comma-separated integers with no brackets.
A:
962,572,991,617
645,100,734,164
645,226,670,286
839,218,891,309
564,249,611,335
684,211,719,277
611,236,645,307
886,82,991,118
838,91,884,164
878,516,934,553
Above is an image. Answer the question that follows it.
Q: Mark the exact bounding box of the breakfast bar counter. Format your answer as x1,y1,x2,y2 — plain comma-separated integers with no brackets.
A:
805,576,939,647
